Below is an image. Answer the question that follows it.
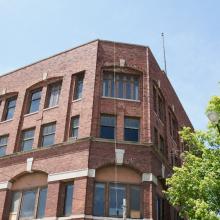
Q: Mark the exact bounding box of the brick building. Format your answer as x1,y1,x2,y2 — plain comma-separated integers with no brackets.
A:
0,40,192,220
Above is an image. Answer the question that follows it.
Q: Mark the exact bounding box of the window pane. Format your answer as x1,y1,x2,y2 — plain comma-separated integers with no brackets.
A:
21,129,35,151
125,118,139,129
93,183,105,216
126,80,131,99
0,136,8,146
20,190,36,218
37,188,47,218
109,184,126,217
42,134,55,147
48,84,61,107
74,75,84,100
29,99,40,113
118,76,123,98
22,139,34,152
124,128,139,142
71,117,79,138
134,79,139,100
43,124,56,135
100,126,115,139
101,115,115,127
32,90,41,100
130,186,141,218
10,192,21,213
64,184,74,216
103,79,109,96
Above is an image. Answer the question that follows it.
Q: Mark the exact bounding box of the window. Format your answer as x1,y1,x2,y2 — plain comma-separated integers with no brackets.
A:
73,73,84,100
46,82,62,108
156,196,164,220
28,89,42,113
169,110,179,143
159,135,165,153
3,97,17,121
154,128,158,148
70,116,79,138
93,183,105,216
21,128,35,152
93,182,141,218
100,115,115,139
124,117,140,142
10,187,47,219
153,86,157,112
41,123,56,147
0,135,8,156
63,183,74,216
158,95,165,121
103,72,139,100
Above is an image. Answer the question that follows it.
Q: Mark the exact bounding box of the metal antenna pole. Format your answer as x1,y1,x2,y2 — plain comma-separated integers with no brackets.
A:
161,33,167,74
123,198,127,220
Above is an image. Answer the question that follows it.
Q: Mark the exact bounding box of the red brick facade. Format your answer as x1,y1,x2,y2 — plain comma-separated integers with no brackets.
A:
0,40,192,220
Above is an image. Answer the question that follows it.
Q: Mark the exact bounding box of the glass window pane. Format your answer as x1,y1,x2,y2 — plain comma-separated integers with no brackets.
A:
32,90,41,100
134,79,139,100
29,99,40,113
22,139,34,151
37,188,47,218
42,134,55,147
103,79,109,96
5,108,15,120
20,190,36,218
11,192,21,213
125,118,139,129
126,81,131,99
101,115,115,127
93,183,105,216
124,128,139,142
0,146,6,156
23,129,35,139
48,84,61,107
64,184,74,216
72,128,78,138
118,77,124,98
0,136,8,146
72,117,79,127
43,124,56,135
74,75,84,100
109,184,126,217
100,126,115,139
130,186,141,218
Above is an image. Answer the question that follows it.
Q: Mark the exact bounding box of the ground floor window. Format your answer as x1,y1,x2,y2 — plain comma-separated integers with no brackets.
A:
93,182,141,218
10,187,47,220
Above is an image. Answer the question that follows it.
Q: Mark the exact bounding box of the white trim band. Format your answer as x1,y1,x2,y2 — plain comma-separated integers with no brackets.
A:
142,173,158,185
48,169,96,182
0,181,12,190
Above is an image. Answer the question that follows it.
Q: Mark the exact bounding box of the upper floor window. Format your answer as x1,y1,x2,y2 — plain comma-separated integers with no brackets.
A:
73,73,84,100
2,97,17,121
10,187,47,219
0,135,8,156
41,122,56,147
93,182,141,218
100,114,115,139
63,183,74,216
21,128,35,152
124,117,140,142
159,135,165,153
103,72,139,100
70,116,79,138
168,110,179,143
28,89,42,114
154,127,158,148
46,82,62,108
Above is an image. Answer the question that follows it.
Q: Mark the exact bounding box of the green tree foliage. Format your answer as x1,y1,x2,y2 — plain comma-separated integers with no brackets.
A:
165,96,220,220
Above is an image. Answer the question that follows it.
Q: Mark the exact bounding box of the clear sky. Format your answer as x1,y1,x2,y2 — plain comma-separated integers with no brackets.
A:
0,0,219,130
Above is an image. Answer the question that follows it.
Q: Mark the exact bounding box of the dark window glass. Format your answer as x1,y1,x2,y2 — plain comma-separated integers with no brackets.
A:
63,183,74,216
4,97,16,121
21,128,35,152
159,135,165,153
37,187,47,218
169,110,179,143
153,87,157,113
70,116,79,138
109,184,126,217
130,186,141,218
41,123,56,147
156,196,164,220
28,89,42,113
100,115,115,139
10,192,21,213
20,190,36,218
124,117,140,142
0,135,8,156
74,74,84,100
158,95,165,122
102,72,139,100
47,83,61,108
93,183,105,216
154,128,158,148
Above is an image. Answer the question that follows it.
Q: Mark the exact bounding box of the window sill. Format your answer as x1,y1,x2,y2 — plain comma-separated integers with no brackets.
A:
43,105,59,112
72,98,82,103
0,119,13,124
24,111,39,117
101,96,141,103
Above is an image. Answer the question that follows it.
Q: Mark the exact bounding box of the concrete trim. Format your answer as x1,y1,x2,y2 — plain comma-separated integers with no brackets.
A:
0,181,12,189
115,149,125,165
48,169,96,182
26,157,34,172
142,173,158,185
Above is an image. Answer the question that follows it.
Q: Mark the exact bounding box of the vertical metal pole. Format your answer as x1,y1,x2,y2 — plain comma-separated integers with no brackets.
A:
123,198,127,220
161,33,167,74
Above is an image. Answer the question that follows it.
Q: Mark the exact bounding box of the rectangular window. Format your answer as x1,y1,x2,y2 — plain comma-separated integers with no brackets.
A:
0,135,8,156
130,186,141,218
103,72,139,100
3,97,17,121
74,73,84,100
156,196,164,220
63,183,74,216
124,117,140,142
70,116,79,138
159,135,165,153
158,95,165,122
109,184,126,217
46,82,61,108
41,123,56,147
153,86,157,113
93,183,105,216
28,89,42,113
100,115,115,139
10,187,47,219
154,128,158,148
21,128,35,152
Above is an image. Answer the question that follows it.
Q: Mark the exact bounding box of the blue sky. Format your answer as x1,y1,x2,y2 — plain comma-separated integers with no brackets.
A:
0,0,219,130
